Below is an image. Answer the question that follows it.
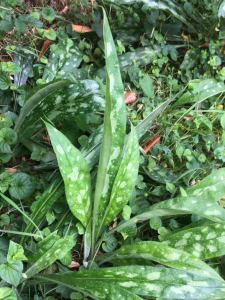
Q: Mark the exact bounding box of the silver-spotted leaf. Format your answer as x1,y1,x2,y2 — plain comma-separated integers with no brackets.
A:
93,9,126,242
36,265,225,299
100,125,139,232
99,241,223,281
163,222,225,260
45,122,92,228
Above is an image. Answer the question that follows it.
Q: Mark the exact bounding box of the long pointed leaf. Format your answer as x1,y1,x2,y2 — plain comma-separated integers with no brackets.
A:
36,265,225,299
45,122,92,228
92,9,126,244
98,241,223,281
100,125,139,233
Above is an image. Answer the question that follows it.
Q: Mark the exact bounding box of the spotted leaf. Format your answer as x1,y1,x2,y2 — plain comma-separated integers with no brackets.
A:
92,9,126,243
100,125,139,233
45,122,92,228
14,48,34,88
99,241,223,281
163,222,225,260
172,79,225,108
24,235,74,280
15,79,105,141
36,265,225,299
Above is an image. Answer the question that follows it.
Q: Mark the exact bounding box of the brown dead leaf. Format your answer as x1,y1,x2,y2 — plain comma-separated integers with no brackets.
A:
59,6,69,14
67,261,81,268
71,25,93,33
5,168,18,175
125,92,136,104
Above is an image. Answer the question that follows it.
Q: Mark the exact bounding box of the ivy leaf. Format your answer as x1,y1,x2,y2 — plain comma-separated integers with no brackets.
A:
14,19,27,34
0,20,13,32
0,261,22,287
122,205,132,220
0,214,10,227
7,241,27,264
184,1,192,14
0,128,17,153
102,234,117,252
9,173,36,200
0,74,11,90
150,217,162,230
0,115,13,129
139,75,154,98
0,287,17,300
46,212,55,225
0,153,12,163
31,150,41,161
42,6,55,21
1,62,22,75
180,48,200,70
44,28,57,40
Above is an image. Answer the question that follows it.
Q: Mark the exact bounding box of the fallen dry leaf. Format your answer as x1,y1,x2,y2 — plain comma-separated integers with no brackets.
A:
125,92,136,104
5,168,18,175
59,6,69,14
35,40,51,64
67,261,81,268
71,25,93,33
143,137,161,153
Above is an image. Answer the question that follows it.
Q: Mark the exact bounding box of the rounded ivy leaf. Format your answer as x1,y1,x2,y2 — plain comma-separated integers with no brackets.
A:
0,74,11,90
9,173,36,200
1,62,22,75
0,115,13,130
0,153,12,164
0,287,17,300
0,128,18,153
150,217,162,230
42,6,55,21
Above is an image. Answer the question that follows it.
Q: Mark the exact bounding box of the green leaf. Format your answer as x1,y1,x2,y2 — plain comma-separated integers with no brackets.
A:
14,19,27,34
0,287,17,300
0,153,12,163
0,20,13,32
9,173,36,200
44,28,56,40
0,128,17,153
0,261,22,287
0,115,13,129
99,125,139,233
24,236,74,279
1,62,22,75
172,79,225,108
7,241,27,264
0,74,11,90
42,6,55,21
163,221,225,260
15,79,104,141
0,237,9,264
0,172,13,187
45,122,92,228
139,75,154,98
100,241,223,281
36,265,225,299
46,211,55,225
14,49,34,88
31,150,41,161
92,8,126,244
25,231,59,262
21,176,64,246
102,234,117,252
0,214,10,226
180,48,200,70
218,0,225,18
150,217,162,230
122,205,132,220
0,30,6,40
70,292,83,300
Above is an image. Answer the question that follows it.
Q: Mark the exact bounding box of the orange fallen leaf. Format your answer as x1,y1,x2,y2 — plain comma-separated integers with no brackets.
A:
35,40,51,64
59,6,69,14
71,24,93,33
199,42,209,48
67,261,81,268
125,92,136,104
5,168,18,175
143,137,161,153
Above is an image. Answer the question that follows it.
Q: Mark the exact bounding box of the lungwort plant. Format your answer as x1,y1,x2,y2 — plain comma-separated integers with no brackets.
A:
2,7,225,300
